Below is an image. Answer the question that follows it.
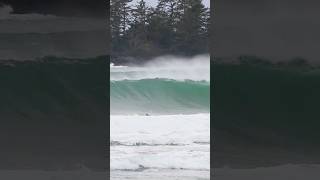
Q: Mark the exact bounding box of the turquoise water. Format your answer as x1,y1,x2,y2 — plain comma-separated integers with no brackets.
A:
111,79,210,114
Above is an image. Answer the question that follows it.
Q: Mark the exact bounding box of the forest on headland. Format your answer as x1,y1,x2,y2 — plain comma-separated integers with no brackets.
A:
110,0,210,59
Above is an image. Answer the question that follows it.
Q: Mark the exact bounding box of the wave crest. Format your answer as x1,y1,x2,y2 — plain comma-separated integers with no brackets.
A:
111,55,210,81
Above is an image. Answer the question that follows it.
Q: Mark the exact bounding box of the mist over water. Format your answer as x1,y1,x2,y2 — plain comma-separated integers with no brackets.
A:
111,55,210,81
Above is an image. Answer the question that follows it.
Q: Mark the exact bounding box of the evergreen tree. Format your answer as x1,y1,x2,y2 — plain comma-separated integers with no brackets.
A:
110,0,132,51
175,0,208,55
110,0,210,57
156,0,179,27
127,0,150,53
151,0,179,52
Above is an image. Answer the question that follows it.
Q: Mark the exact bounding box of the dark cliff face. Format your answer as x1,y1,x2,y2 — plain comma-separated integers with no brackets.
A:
0,57,109,170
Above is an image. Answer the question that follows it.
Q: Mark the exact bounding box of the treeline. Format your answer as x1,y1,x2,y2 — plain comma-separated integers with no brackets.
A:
111,0,210,57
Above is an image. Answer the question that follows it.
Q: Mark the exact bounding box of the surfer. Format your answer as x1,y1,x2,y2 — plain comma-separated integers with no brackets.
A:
145,113,150,116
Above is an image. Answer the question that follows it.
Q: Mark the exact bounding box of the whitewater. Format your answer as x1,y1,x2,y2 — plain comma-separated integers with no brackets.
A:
110,55,210,179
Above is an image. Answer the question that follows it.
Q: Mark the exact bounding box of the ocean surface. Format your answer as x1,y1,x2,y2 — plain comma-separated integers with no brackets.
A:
110,55,210,179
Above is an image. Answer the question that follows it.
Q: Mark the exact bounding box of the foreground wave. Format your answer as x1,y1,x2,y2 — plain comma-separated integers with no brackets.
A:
111,79,209,114
110,56,210,180
110,56,210,114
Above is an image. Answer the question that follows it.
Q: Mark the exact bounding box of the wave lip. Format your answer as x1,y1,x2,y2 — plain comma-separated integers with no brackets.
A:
110,55,210,82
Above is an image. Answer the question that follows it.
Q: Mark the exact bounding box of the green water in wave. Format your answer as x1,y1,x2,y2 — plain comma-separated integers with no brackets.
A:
111,79,210,114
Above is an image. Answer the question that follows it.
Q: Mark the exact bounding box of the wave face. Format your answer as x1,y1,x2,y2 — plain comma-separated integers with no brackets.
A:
111,79,209,114
110,55,210,115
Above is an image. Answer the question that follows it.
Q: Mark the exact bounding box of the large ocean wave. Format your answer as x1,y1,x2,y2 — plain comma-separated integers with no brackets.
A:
110,56,210,114
111,79,209,114
110,56,210,177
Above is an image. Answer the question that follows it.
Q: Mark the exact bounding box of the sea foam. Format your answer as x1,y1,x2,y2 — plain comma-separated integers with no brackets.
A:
110,55,210,81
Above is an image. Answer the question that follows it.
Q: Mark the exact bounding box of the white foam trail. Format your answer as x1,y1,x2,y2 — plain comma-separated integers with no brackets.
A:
111,169,210,180
110,114,210,171
110,55,210,81
111,114,210,145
